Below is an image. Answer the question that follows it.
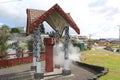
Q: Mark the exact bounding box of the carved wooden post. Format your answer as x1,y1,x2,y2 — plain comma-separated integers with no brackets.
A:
34,26,44,79
54,29,60,68
62,26,71,75
31,30,37,71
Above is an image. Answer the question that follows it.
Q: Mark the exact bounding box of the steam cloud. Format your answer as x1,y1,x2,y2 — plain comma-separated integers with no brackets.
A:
53,42,81,67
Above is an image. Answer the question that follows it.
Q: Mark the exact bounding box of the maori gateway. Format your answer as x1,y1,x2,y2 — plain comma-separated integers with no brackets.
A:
26,4,80,79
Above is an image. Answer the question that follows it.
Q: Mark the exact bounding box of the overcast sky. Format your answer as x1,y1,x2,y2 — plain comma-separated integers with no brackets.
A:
0,0,120,39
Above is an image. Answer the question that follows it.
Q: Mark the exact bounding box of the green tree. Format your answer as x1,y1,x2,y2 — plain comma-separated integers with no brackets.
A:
10,28,20,33
0,25,11,57
27,39,33,52
27,39,33,56
40,24,45,34
12,41,23,58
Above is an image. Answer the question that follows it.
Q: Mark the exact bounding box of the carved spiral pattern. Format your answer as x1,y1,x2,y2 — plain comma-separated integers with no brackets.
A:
33,26,42,62
64,26,69,59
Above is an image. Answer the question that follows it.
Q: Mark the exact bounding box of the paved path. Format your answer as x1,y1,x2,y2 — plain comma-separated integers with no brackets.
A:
0,62,96,80
0,64,34,80
48,62,96,80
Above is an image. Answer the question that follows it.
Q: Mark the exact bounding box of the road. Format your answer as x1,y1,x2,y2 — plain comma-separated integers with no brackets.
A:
95,46,120,56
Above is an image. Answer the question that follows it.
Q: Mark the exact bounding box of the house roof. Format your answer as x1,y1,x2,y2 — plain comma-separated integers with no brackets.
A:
26,4,80,35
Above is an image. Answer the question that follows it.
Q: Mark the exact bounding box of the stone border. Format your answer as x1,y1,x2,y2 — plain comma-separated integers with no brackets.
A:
74,61,109,80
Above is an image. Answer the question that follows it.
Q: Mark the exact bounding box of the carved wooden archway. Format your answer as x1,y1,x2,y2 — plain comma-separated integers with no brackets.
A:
26,4,80,79
26,4,80,35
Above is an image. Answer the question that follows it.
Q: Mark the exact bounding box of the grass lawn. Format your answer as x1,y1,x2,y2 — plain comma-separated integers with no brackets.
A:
80,50,120,80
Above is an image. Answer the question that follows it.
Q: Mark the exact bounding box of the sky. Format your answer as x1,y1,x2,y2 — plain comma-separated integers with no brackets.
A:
0,0,120,39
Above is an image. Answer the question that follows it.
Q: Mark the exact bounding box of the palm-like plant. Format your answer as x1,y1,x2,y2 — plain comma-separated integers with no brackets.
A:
0,25,11,56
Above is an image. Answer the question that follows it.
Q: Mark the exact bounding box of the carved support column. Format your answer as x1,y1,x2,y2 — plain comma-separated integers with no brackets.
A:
62,26,71,75
31,30,37,71
34,26,44,79
54,29,60,68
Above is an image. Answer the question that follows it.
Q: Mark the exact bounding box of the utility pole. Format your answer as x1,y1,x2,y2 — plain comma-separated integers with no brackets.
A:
89,34,92,40
118,25,120,53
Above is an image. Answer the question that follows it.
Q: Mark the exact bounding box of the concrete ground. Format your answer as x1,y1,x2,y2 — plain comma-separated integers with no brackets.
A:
0,62,96,80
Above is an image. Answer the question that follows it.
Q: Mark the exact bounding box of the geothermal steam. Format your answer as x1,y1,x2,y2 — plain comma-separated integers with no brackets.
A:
54,42,81,67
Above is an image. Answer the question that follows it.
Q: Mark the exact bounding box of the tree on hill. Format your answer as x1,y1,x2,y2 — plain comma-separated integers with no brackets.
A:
1,24,10,33
10,28,20,33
